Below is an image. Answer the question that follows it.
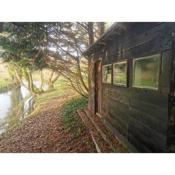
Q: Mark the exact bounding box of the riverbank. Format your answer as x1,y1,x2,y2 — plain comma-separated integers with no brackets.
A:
0,90,96,152
0,77,69,137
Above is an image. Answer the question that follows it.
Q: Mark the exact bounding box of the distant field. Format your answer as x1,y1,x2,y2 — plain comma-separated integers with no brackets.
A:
0,63,71,93
32,69,58,80
0,63,14,92
0,63,10,78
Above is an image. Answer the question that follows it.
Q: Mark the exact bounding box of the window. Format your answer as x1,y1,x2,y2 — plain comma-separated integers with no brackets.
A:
102,64,112,83
133,54,160,90
113,61,127,86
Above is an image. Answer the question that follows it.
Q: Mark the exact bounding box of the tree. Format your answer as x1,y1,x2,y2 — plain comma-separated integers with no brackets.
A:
44,22,105,97
0,23,54,94
0,22,105,97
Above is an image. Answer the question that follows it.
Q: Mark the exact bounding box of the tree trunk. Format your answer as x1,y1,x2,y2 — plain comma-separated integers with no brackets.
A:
13,67,28,90
40,69,44,92
48,70,54,89
88,22,94,46
98,22,105,36
87,22,105,111
87,22,95,110
26,69,37,95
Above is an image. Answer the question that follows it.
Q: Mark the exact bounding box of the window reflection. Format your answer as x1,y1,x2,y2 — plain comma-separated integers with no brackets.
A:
133,54,160,90
113,61,127,86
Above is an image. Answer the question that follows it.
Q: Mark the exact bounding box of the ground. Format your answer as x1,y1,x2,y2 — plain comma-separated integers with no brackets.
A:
0,74,127,153
0,93,96,153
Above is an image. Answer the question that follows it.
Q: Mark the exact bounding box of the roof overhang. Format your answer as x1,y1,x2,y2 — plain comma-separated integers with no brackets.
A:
83,22,134,58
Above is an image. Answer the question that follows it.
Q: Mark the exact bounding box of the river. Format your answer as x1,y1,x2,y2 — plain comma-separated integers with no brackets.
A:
0,85,34,135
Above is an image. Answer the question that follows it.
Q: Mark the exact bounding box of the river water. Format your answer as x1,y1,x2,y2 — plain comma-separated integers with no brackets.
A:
0,85,34,135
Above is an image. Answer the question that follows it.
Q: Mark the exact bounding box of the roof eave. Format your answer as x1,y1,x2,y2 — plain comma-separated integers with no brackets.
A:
83,22,131,57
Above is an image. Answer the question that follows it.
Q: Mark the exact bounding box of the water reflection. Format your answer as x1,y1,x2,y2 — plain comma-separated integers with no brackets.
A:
0,85,34,134
0,91,11,120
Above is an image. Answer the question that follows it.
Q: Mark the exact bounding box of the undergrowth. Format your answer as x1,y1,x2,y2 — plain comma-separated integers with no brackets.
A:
61,97,88,138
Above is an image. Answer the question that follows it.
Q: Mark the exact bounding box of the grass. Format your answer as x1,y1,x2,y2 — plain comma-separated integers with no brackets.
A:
33,76,76,113
35,89,65,106
60,97,88,138
31,78,88,139
31,73,88,139
0,77,15,92
32,69,55,80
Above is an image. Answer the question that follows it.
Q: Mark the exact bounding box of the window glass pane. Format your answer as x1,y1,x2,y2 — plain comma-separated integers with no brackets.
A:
133,55,160,89
102,65,112,83
113,62,127,86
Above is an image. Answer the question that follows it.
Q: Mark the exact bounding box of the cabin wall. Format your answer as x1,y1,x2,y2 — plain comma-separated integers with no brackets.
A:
167,33,175,149
99,23,175,152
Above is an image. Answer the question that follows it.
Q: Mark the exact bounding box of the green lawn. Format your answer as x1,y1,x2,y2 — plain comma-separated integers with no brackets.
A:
33,76,76,112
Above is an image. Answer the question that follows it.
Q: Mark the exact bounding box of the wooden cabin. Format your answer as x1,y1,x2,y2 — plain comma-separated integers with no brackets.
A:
84,22,175,152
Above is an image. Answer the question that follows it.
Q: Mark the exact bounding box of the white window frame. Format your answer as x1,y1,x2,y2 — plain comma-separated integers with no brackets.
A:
132,54,161,90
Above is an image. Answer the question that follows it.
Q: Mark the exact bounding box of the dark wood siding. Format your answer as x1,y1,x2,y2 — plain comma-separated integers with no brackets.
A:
100,23,175,152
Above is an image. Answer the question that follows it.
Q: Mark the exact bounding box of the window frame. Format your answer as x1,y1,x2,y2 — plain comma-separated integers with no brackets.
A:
102,64,112,84
132,54,161,90
113,60,128,87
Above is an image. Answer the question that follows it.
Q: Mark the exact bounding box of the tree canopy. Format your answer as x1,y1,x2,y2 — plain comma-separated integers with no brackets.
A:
0,22,106,97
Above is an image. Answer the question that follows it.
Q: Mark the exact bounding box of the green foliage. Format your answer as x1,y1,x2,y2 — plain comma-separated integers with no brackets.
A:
62,97,87,117
0,22,106,97
61,97,87,138
0,23,47,70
